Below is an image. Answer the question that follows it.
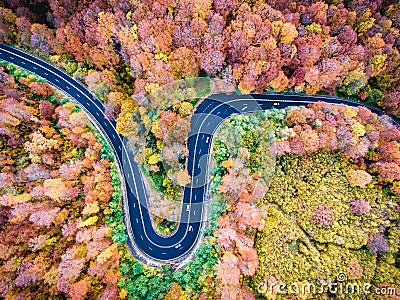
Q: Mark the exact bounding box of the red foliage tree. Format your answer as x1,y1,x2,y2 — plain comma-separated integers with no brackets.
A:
151,111,180,141
39,100,55,120
56,246,86,293
29,82,54,98
372,162,400,181
170,47,199,79
0,172,16,189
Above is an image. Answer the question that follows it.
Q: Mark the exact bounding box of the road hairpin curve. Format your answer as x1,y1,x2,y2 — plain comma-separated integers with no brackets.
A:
1,44,398,268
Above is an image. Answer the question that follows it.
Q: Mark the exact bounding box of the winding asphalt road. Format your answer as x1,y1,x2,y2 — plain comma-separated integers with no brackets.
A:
0,44,397,265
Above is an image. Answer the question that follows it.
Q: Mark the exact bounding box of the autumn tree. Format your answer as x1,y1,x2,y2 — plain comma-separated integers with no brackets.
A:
170,47,199,79
30,23,55,57
29,82,54,98
39,100,55,120
0,67,123,299
0,8,16,44
15,17,32,48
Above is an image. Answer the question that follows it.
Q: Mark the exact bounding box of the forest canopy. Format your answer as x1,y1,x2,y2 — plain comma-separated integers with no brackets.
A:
1,0,400,299
0,0,399,124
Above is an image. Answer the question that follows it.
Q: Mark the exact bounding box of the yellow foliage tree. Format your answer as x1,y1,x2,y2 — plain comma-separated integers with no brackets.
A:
178,102,193,116
147,153,160,165
370,54,387,76
78,216,99,228
269,71,289,92
193,0,212,19
280,22,298,44
305,23,322,34
96,244,118,264
350,122,366,137
355,9,375,36
116,113,137,136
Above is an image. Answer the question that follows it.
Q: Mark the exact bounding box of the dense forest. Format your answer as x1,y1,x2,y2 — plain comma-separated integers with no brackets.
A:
0,64,122,298
0,64,226,299
211,104,400,299
1,0,400,299
0,0,399,122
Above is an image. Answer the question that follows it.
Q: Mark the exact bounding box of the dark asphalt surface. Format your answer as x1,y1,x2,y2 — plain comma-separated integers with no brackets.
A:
1,44,397,264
